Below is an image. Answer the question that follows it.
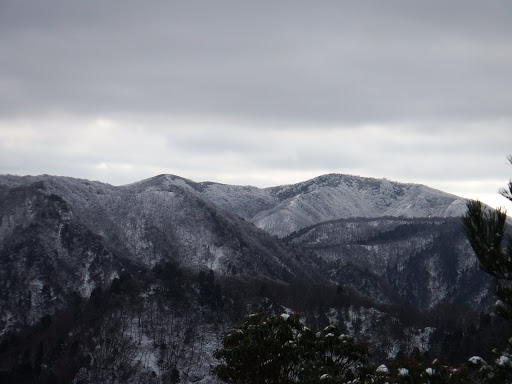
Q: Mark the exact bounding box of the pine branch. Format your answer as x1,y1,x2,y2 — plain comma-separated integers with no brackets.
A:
499,156,512,204
462,200,508,279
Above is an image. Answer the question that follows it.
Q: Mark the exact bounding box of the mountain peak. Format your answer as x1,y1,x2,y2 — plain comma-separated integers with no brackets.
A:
140,172,468,237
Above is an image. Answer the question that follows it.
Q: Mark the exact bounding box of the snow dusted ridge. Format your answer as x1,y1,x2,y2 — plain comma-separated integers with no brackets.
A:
0,173,500,382
0,174,315,336
0,174,308,279
0,172,484,331
128,173,492,312
149,173,468,237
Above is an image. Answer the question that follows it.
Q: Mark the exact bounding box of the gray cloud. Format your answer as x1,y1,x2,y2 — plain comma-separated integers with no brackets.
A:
1,1,511,124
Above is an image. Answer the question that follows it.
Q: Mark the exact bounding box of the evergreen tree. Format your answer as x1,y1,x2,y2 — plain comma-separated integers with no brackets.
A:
462,159,512,321
212,312,369,383
198,269,223,310
462,155,512,382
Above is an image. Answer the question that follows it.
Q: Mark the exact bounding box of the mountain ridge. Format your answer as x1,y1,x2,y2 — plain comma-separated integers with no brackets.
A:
0,174,323,336
0,172,500,383
139,172,468,237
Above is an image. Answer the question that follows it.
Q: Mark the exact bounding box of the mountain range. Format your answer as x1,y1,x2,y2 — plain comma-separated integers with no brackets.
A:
146,173,467,237
0,173,501,383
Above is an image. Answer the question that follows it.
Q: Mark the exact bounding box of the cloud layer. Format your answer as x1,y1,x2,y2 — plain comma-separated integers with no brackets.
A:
2,1,511,123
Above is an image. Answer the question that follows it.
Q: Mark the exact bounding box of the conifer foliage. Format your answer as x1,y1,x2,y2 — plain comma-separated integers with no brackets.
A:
212,312,369,383
462,158,512,320
462,155,512,381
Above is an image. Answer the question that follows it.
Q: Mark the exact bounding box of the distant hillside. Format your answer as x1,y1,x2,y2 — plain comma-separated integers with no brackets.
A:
152,173,468,237
285,216,491,310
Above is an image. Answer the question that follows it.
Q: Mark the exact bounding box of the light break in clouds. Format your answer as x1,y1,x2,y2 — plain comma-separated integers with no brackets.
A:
0,1,511,212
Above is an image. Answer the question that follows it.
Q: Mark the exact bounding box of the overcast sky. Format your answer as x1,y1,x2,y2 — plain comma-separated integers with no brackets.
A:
1,1,511,211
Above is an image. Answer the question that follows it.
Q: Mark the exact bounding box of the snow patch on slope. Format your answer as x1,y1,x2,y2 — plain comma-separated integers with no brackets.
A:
165,173,468,237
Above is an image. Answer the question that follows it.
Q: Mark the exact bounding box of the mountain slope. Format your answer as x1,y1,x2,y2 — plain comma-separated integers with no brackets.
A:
154,173,468,237
284,217,492,311
0,181,123,334
0,175,317,335
133,173,492,310
0,173,503,383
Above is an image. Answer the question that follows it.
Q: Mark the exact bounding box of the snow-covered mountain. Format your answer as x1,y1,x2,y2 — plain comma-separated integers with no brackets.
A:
152,173,468,237
0,173,485,327
0,174,317,336
0,173,498,383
